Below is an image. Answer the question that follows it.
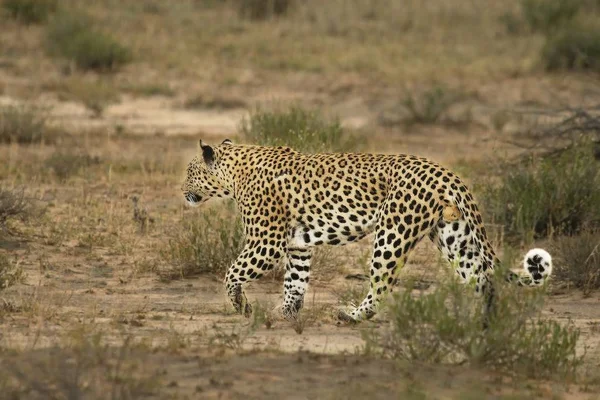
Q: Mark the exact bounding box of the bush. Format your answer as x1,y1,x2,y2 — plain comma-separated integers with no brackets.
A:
0,187,35,233
401,85,463,126
44,152,102,182
479,143,600,242
551,230,600,295
53,77,120,116
160,204,245,280
240,106,362,153
542,24,600,71
0,104,51,144
0,253,24,289
234,0,294,20
46,12,131,72
521,0,581,33
364,269,582,379
2,0,57,24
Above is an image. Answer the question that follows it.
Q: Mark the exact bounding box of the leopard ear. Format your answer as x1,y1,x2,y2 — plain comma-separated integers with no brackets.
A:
221,139,233,146
199,140,215,166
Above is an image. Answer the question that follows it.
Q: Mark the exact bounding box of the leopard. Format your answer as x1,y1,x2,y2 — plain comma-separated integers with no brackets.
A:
181,139,552,324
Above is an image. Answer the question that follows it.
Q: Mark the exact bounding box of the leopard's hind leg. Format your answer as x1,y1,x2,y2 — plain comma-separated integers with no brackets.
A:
338,192,440,323
429,217,497,326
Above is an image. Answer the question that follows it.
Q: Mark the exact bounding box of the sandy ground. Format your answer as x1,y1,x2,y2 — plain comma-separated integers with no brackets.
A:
1,86,599,398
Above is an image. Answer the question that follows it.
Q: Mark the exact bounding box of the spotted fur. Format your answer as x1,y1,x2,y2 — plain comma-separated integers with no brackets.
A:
181,140,552,323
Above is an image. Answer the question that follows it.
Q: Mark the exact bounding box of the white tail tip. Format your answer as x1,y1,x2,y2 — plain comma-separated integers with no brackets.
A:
523,248,552,286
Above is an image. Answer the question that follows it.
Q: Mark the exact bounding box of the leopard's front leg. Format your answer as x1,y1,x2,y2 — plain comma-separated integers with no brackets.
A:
224,239,286,317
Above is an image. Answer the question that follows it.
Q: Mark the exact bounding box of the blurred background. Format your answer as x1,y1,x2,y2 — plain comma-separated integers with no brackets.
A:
2,0,599,149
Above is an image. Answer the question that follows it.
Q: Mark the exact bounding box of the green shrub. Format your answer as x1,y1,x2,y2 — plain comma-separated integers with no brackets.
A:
160,204,245,280
46,12,131,72
364,269,582,379
44,152,102,182
551,230,600,295
2,0,57,24
542,24,600,71
0,104,51,144
52,77,120,116
240,106,362,153
522,0,581,33
234,0,294,20
479,144,600,242
402,85,464,126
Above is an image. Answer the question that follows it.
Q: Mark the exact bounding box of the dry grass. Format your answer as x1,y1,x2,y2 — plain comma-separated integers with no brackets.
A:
0,1,599,396
159,203,245,280
47,76,121,116
551,230,600,295
0,104,52,144
0,331,163,399
0,0,550,93
2,0,57,24
45,10,132,72
0,187,37,233
365,268,583,379
0,252,25,290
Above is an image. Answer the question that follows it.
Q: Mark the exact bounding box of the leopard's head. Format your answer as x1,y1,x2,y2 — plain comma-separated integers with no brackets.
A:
181,139,233,207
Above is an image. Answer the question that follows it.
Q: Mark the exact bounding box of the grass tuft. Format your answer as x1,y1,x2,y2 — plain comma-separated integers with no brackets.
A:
551,230,600,295
0,253,24,290
402,85,463,126
50,77,120,116
159,204,244,280
542,23,600,72
364,268,582,379
44,152,102,182
1,331,162,398
0,187,36,234
521,0,581,33
478,143,600,242
0,104,52,144
240,106,362,153
46,11,132,72
2,0,57,24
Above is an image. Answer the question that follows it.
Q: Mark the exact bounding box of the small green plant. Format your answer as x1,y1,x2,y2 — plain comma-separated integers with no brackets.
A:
542,23,600,71
234,0,294,20
160,203,245,280
2,0,57,24
46,11,131,72
521,0,581,33
402,85,463,126
478,143,600,242
364,268,582,379
0,104,52,144
240,106,362,153
551,230,600,295
44,152,102,182
0,253,24,290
